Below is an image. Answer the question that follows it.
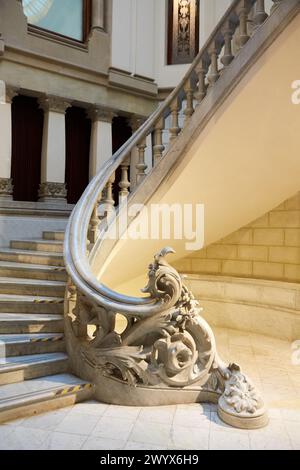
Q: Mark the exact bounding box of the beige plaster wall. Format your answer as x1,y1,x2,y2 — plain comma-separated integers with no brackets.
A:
174,192,300,283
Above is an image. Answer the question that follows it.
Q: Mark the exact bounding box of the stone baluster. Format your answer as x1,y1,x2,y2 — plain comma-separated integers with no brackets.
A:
169,98,180,142
38,96,71,203
195,59,208,104
136,139,147,185
207,42,220,88
221,21,234,67
271,0,282,13
253,0,268,29
153,117,165,164
237,1,251,47
183,79,194,125
119,158,131,203
91,0,105,31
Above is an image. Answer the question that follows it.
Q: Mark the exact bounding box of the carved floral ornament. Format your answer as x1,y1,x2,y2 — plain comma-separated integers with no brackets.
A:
66,247,268,429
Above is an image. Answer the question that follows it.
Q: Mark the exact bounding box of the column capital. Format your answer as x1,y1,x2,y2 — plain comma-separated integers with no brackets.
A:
39,95,72,114
87,107,115,123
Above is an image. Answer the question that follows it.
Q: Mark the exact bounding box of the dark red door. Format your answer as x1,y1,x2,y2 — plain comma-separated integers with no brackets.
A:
11,95,44,202
65,106,91,204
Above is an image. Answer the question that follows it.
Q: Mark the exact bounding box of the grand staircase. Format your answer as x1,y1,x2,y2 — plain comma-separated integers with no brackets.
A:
0,230,92,424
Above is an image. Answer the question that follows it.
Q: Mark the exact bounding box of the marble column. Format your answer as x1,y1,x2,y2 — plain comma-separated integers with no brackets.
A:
88,108,114,179
38,96,71,203
129,115,152,190
92,0,105,31
0,82,18,200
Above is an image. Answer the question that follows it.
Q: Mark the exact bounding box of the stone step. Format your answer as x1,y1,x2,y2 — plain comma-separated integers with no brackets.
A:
0,248,64,267
0,314,64,334
0,352,69,386
0,277,65,297
0,261,67,281
0,294,64,314
0,373,92,423
0,333,65,357
43,231,65,241
11,239,64,254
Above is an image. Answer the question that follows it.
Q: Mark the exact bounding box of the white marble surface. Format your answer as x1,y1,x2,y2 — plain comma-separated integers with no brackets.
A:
0,327,299,450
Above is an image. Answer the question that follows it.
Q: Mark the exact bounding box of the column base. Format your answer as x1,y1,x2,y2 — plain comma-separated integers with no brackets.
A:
38,182,67,204
0,178,13,200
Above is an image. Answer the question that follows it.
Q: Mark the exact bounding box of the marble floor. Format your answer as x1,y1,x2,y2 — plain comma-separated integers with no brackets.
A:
0,327,300,450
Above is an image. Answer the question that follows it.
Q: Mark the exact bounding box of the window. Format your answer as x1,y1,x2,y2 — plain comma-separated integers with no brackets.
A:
167,0,200,65
23,0,91,42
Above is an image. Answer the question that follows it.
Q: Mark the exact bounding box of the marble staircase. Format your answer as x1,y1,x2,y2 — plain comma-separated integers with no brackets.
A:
0,230,92,423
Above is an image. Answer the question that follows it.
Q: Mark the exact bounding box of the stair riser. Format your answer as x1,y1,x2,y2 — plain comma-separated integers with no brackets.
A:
11,241,63,253
0,321,64,334
43,232,65,241
0,252,64,267
0,359,69,386
0,284,65,297
0,267,67,282
4,340,65,357
0,302,64,314
0,388,92,424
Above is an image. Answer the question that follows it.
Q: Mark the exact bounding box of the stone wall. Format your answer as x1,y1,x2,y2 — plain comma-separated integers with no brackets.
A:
175,192,300,283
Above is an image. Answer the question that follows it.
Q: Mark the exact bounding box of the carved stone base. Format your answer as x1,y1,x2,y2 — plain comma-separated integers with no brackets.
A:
66,248,268,430
0,178,13,200
38,182,67,203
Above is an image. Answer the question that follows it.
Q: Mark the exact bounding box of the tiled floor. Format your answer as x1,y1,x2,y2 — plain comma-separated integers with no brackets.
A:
1,327,300,450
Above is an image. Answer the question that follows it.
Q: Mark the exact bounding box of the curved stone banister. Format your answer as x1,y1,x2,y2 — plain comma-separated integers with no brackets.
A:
64,0,294,429
65,0,273,313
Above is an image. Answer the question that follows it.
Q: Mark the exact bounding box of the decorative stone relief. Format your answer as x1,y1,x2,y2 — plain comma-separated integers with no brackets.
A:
65,247,268,429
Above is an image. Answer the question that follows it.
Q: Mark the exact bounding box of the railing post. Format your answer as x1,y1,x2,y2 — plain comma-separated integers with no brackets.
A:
153,117,165,164
88,201,100,246
184,78,195,125
271,0,282,14
169,98,180,142
136,139,147,184
207,42,220,87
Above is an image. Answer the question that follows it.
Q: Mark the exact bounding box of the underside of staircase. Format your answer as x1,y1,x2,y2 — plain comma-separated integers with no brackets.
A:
0,230,92,424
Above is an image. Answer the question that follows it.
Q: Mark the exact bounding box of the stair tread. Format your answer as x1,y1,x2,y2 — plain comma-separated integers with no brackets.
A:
0,248,63,257
0,261,66,271
0,373,87,404
12,239,63,244
0,294,63,302
0,352,68,371
0,277,65,287
0,313,63,321
0,333,64,344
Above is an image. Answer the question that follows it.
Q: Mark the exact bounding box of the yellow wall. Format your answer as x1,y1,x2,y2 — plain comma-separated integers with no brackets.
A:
175,192,300,283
